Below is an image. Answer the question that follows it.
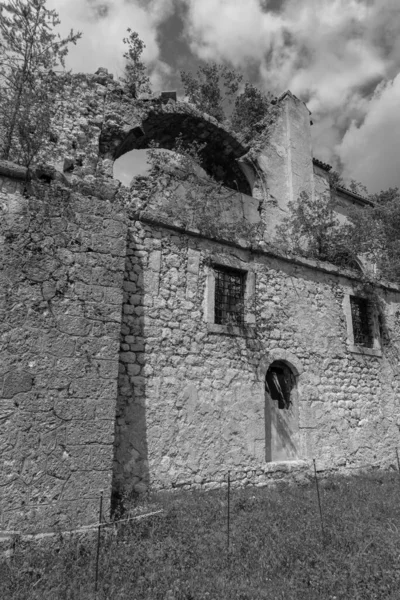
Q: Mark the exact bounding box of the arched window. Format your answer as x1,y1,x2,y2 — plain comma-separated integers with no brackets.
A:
265,361,295,409
265,360,298,462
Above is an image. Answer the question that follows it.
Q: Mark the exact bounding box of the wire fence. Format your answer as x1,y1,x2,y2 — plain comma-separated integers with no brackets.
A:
2,453,400,597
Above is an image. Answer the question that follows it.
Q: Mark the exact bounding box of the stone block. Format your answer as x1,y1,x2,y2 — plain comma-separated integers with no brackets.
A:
187,249,200,275
2,371,33,398
92,266,123,287
143,270,160,296
102,218,126,238
74,282,104,302
69,377,117,399
61,470,112,500
54,397,96,421
149,250,161,272
57,315,92,337
75,336,120,360
66,419,114,445
91,233,126,257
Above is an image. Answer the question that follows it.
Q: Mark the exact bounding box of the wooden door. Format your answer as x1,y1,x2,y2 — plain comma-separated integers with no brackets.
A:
265,361,299,461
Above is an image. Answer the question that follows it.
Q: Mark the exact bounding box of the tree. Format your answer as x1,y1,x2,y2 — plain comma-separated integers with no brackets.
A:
275,191,357,268
275,181,400,285
348,179,368,197
328,171,368,198
0,0,81,165
121,28,151,97
349,188,400,283
180,62,242,122
369,187,399,205
230,82,276,140
328,169,344,190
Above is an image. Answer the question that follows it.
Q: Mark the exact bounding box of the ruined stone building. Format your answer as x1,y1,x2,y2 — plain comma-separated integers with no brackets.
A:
1,68,400,532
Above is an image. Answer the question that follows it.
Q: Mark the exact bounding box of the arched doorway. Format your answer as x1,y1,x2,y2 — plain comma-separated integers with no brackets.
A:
265,360,299,461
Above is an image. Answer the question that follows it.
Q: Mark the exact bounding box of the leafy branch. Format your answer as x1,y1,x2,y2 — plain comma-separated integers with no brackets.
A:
0,0,81,165
120,28,151,97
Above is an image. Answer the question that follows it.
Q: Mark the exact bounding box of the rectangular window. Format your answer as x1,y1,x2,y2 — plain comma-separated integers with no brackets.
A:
214,266,245,326
350,296,373,348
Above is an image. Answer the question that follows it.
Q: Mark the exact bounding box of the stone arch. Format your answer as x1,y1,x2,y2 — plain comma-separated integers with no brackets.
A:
100,104,254,195
258,351,302,462
257,349,303,383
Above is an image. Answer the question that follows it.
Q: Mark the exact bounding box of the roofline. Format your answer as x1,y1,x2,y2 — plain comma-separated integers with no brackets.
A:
336,185,373,206
313,157,332,172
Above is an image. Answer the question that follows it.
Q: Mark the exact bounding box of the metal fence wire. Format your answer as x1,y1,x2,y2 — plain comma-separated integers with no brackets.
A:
2,452,400,597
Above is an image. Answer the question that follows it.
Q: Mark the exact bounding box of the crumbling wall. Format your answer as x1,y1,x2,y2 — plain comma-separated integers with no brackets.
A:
2,64,399,527
0,165,127,532
33,68,253,197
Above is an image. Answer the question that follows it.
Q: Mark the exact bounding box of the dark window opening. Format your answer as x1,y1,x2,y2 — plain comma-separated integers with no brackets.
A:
265,361,295,409
350,296,373,348
214,266,245,326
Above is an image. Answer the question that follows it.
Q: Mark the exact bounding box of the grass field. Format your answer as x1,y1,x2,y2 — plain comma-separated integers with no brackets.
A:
2,471,400,599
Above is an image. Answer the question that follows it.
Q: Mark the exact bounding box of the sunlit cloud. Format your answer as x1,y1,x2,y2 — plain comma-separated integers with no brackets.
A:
179,0,400,191
44,0,400,192
48,0,174,84
337,74,400,192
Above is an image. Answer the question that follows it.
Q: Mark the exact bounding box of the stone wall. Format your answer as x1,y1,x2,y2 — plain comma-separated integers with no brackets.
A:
256,91,314,240
0,167,127,532
2,67,399,530
113,219,400,499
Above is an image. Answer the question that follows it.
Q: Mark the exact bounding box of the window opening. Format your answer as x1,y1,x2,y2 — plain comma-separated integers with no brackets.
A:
350,296,373,348
214,266,245,326
265,362,295,409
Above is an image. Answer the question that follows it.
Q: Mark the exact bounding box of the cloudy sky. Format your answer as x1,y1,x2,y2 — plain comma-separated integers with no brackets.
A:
49,0,400,194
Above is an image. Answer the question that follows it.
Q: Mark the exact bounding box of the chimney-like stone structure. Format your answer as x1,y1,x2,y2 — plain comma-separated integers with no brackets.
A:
255,91,314,239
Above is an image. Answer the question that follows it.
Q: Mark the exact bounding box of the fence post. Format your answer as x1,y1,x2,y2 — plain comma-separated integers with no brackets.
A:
313,459,325,546
227,471,231,555
396,448,400,483
94,491,103,597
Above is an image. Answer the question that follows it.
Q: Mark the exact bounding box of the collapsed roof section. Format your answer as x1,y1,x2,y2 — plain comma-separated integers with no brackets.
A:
100,99,253,196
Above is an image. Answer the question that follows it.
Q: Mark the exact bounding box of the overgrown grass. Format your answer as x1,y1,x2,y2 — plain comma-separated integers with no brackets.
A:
2,472,400,599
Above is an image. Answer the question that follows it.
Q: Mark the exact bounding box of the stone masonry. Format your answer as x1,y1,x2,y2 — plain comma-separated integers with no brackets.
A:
1,68,400,531
113,221,400,498
0,166,127,531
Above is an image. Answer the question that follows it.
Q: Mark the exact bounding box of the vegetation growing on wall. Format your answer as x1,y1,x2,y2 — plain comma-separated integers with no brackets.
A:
120,28,151,97
180,62,243,122
276,181,400,286
128,135,263,244
274,191,357,269
350,187,400,284
0,0,81,166
180,62,279,145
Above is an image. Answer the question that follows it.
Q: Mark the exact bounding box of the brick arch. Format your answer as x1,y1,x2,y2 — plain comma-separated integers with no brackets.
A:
101,105,254,195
